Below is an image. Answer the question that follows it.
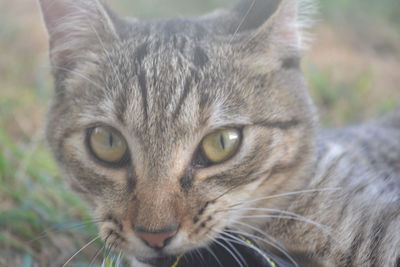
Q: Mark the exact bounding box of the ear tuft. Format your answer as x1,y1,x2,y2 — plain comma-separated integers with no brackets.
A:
275,0,316,51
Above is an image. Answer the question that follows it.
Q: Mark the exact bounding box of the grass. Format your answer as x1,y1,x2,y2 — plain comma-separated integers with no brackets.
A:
319,0,400,28
0,0,399,266
0,126,98,265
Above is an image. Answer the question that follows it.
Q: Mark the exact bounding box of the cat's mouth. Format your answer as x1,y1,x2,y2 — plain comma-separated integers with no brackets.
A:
135,231,278,267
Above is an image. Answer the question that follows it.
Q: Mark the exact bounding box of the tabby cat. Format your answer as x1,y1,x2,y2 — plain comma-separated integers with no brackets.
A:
38,0,400,266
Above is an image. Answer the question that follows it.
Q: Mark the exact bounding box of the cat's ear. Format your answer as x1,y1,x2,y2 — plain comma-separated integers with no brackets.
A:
38,0,119,68
228,0,314,65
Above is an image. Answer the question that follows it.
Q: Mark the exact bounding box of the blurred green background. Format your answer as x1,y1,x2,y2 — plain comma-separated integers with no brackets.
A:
0,0,399,266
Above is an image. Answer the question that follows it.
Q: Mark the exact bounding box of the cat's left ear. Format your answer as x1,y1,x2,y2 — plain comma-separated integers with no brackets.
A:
231,0,314,66
37,0,119,68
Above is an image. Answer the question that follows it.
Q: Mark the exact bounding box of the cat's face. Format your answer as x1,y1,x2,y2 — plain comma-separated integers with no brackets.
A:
40,0,316,264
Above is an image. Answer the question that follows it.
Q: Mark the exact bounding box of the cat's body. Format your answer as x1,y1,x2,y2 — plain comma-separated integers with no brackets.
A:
266,114,400,266
38,0,400,266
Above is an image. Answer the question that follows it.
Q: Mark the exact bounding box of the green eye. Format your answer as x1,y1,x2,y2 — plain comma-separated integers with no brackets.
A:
201,128,241,164
88,126,128,164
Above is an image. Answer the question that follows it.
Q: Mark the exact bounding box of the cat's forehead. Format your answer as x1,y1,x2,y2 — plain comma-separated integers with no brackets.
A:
120,19,217,70
96,23,232,131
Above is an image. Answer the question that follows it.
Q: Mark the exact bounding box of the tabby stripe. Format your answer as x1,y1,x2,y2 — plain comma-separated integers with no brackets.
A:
180,168,194,191
126,168,137,194
69,158,115,196
116,91,128,124
358,131,389,170
60,126,127,195
173,75,192,119
57,130,76,163
335,169,359,223
173,70,200,120
134,42,149,121
369,220,386,266
257,119,301,130
293,156,345,242
343,225,365,267
193,46,209,69
138,70,148,121
179,37,187,54
134,42,149,64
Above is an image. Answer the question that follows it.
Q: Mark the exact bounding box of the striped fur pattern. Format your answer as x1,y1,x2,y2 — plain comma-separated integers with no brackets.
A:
38,0,400,266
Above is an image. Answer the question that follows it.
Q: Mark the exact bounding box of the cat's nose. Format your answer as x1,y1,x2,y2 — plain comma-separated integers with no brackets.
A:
134,224,179,249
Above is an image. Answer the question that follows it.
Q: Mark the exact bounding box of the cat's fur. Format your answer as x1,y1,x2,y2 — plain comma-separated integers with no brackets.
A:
38,0,400,266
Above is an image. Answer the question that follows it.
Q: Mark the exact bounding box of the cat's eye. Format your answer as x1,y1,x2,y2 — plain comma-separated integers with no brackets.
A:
87,126,128,165
201,128,241,164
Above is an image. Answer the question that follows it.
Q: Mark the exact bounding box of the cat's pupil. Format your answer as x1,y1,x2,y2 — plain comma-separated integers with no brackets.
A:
108,133,114,147
220,134,225,150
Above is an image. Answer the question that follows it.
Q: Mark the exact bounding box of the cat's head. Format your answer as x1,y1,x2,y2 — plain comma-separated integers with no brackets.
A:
39,0,316,264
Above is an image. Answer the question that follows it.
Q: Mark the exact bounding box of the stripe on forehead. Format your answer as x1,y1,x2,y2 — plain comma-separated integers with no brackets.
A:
113,33,211,127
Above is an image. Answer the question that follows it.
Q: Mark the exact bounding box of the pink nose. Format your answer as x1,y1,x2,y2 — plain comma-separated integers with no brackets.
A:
135,225,179,249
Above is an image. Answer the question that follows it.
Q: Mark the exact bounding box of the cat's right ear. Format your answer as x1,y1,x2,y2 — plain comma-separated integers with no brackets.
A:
203,0,315,68
37,0,119,68
234,0,315,66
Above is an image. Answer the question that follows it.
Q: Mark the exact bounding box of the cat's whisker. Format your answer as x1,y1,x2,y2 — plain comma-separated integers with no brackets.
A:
230,220,299,267
194,247,206,266
214,229,274,265
114,252,120,267
239,214,337,242
213,228,266,262
228,228,298,267
215,236,248,267
186,249,196,264
110,252,117,267
220,233,248,266
229,0,257,44
224,207,334,235
30,218,104,243
104,240,117,263
222,229,299,267
48,65,104,90
229,187,342,208
206,233,246,267
101,243,110,267
108,240,121,263
113,250,119,266
235,214,336,241
62,235,100,267
204,245,223,267
210,182,248,203
89,230,113,267
222,231,266,255
101,241,114,267
116,251,123,267
88,243,105,267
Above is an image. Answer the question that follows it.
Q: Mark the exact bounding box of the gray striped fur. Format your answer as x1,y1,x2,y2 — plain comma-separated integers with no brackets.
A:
38,0,400,266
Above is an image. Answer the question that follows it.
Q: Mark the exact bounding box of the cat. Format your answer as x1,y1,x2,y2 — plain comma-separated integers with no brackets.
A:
37,0,400,266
